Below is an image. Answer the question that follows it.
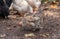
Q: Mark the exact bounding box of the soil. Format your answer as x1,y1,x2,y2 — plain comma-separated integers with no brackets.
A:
0,5,60,39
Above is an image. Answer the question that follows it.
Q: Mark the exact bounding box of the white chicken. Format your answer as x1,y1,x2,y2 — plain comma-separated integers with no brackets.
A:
12,0,33,16
26,0,41,13
11,0,41,16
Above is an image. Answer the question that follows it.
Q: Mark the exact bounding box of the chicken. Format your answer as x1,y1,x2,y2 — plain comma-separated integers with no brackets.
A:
0,0,9,19
19,12,43,31
12,0,33,16
19,13,40,31
11,0,41,17
26,0,41,13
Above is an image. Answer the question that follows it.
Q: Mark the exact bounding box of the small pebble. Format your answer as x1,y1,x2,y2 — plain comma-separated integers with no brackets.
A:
0,34,6,37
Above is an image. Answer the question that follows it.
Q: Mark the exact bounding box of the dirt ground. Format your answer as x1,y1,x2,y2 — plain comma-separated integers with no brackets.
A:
0,5,60,39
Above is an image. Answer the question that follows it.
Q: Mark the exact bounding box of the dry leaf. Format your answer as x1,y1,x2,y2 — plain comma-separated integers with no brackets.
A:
42,34,47,37
8,15,17,19
45,33,49,36
40,33,49,37
50,5,58,9
25,33,35,37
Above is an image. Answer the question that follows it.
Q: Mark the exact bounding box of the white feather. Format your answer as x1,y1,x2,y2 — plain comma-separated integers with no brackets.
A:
26,0,41,8
12,0,31,13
